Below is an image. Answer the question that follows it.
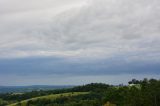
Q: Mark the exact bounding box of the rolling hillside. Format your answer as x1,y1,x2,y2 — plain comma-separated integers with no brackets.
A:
0,79,159,106
8,92,89,106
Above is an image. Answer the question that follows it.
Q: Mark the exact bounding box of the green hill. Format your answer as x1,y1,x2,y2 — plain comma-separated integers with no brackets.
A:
8,92,89,106
0,79,159,106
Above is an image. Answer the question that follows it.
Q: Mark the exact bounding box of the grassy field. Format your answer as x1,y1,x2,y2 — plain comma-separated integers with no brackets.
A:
8,92,89,106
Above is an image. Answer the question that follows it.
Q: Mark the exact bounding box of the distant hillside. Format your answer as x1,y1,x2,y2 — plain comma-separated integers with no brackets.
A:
8,92,89,106
0,79,159,106
0,85,74,93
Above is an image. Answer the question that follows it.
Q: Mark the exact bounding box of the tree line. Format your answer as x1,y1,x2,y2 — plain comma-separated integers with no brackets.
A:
0,78,160,106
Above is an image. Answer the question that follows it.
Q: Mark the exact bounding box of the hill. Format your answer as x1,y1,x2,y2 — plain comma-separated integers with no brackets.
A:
0,78,160,106
8,92,89,106
0,85,73,93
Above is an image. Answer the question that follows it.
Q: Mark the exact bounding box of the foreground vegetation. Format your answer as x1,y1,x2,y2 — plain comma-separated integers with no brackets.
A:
0,78,160,106
8,92,89,106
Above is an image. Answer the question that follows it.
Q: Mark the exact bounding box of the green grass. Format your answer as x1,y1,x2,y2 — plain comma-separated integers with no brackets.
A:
8,92,89,106
0,98,9,105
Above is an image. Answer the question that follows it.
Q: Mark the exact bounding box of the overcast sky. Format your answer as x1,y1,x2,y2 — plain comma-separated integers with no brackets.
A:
0,0,160,86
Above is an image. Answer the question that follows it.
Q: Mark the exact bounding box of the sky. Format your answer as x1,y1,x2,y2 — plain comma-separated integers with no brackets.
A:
0,0,160,86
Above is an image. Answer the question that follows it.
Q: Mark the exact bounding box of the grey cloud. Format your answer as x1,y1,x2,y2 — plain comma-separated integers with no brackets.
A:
0,0,160,85
0,56,160,77
0,0,160,61
33,0,160,60
1,74,160,86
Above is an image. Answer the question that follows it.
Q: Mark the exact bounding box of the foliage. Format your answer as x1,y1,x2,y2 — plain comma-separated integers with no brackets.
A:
0,79,160,106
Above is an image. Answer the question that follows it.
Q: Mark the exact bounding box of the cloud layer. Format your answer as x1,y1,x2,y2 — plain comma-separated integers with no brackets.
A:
0,0,160,60
0,0,160,85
